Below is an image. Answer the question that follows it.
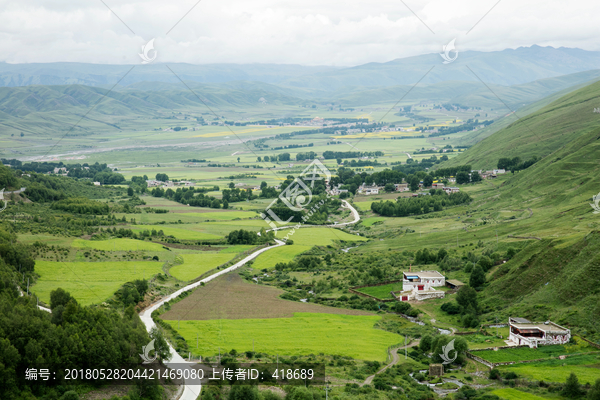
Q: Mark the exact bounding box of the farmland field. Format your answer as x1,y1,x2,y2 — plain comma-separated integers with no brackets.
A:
498,353,600,384
166,313,402,361
361,217,385,227
355,283,403,299
473,342,597,363
491,389,549,400
161,273,373,320
33,261,164,306
250,245,312,270
71,238,168,252
169,253,237,281
115,211,258,224
129,225,222,241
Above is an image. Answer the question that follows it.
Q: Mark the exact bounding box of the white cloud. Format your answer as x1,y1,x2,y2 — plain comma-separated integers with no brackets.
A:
0,0,598,65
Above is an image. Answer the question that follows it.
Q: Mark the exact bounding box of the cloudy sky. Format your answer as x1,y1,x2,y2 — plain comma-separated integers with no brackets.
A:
0,0,598,66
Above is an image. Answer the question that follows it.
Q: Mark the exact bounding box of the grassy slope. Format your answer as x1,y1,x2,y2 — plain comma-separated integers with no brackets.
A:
169,253,236,281
441,79,600,169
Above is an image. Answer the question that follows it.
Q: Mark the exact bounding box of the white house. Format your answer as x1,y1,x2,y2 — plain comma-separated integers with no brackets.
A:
507,317,571,348
402,270,445,291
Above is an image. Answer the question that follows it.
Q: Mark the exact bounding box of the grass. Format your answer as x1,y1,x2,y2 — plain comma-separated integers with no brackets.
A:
169,253,236,281
355,283,403,299
498,353,600,384
115,211,258,224
129,225,222,241
491,389,549,400
71,238,168,252
166,312,401,361
33,261,163,306
473,343,596,363
250,245,312,270
361,217,385,227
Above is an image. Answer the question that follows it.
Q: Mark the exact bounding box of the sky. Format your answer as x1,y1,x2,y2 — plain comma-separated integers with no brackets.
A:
0,0,599,66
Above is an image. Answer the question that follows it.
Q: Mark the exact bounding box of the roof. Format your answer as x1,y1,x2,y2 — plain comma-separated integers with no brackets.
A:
510,318,570,333
403,270,444,279
446,279,465,286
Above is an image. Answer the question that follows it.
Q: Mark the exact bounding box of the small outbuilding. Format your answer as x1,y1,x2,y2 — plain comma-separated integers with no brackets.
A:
446,279,465,289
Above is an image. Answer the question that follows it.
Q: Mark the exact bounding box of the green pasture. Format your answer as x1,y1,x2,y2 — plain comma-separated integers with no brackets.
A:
491,389,549,400
71,238,168,252
129,225,222,241
361,217,385,227
166,313,402,361
473,342,596,363
33,261,163,306
115,210,258,224
497,354,600,384
169,253,236,281
279,227,368,246
250,245,312,270
218,245,255,253
355,283,403,299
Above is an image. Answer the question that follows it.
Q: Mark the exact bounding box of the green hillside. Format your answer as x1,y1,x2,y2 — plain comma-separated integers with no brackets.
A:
441,79,600,169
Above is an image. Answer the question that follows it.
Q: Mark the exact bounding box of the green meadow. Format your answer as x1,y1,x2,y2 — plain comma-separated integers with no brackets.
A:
71,238,168,252
355,283,403,299
250,245,313,270
34,261,164,306
169,253,237,281
129,225,222,241
115,210,258,224
491,389,549,400
166,313,402,361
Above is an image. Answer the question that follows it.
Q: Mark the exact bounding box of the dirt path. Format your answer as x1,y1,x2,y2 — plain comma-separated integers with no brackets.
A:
361,340,420,386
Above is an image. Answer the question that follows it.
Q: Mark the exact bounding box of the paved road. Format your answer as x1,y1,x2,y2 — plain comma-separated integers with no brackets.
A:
139,239,286,400
361,340,421,386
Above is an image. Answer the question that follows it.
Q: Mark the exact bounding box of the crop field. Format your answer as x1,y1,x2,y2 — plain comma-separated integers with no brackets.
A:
166,313,401,361
33,260,163,306
473,342,597,363
71,238,168,252
169,253,237,281
160,273,373,320
250,245,312,270
116,210,258,224
355,283,403,299
280,227,368,246
361,217,385,227
497,354,600,384
129,225,222,241
491,389,549,400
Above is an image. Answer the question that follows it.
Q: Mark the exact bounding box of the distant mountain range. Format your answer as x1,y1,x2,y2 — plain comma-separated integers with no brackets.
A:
2,45,600,91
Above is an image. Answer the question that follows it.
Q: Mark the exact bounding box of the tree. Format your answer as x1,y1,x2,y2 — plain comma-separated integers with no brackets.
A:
588,378,600,400
477,256,493,272
471,171,482,182
456,285,478,312
409,176,420,192
222,200,229,209
423,175,433,187
127,187,134,196
257,156,261,162
149,327,172,364
384,183,395,192
237,157,240,163
431,336,468,365
456,171,470,184
469,265,486,289
563,372,583,398
228,182,235,189
50,288,76,311
229,384,259,400
420,335,433,352
155,173,169,182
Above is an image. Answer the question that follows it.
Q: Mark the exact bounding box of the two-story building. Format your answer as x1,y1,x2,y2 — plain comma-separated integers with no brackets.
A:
508,317,571,348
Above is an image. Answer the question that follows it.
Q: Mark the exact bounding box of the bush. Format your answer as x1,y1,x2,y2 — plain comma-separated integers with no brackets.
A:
489,369,501,380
